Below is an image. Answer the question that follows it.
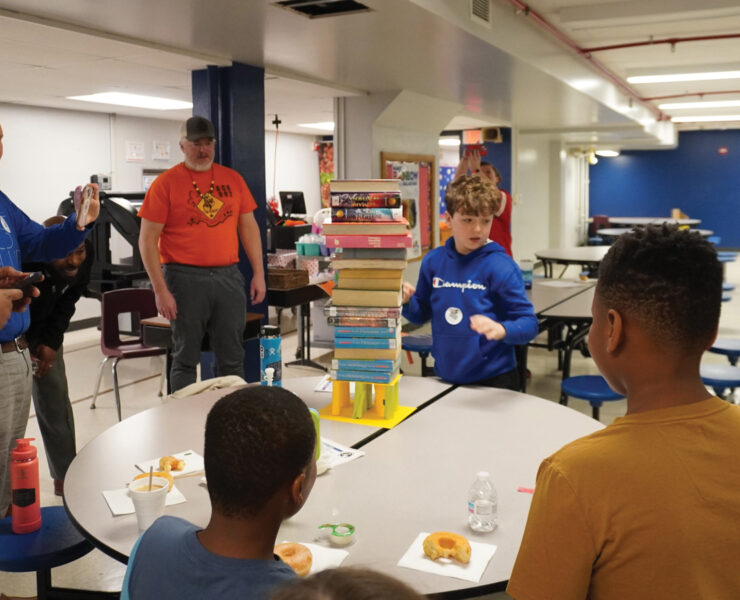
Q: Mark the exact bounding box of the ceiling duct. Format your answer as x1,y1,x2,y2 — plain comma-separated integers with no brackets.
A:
273,0,371,19
470,0,492,28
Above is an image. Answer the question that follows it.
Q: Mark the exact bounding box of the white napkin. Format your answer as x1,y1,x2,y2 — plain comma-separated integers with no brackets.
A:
102,485,187,516
397,532,497,583
278,541,348,575
135,450,204,478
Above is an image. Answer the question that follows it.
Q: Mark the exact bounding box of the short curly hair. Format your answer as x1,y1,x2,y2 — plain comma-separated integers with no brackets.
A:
596,224,722,350
445,174,501,216
204,386,316,519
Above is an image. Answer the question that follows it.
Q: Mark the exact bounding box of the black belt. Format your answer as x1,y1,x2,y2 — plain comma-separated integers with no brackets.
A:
0,336,28,353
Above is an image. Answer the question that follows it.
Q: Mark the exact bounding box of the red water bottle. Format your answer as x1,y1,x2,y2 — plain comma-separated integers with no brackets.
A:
10,438,42,534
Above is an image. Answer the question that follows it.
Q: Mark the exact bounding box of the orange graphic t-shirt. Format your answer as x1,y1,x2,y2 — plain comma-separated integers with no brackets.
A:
139,163,257,266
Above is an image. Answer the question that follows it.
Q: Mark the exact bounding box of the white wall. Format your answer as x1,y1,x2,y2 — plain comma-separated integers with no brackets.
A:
513,134,552,261
264,130,322,218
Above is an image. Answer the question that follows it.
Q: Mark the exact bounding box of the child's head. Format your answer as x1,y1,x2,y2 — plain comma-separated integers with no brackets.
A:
479,161,501,186
204,386,317,520
270,566,424,600
590,225,722,378
445,175,501,255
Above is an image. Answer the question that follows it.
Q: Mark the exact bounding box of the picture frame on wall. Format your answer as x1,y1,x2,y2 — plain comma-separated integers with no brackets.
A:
380,152,435,261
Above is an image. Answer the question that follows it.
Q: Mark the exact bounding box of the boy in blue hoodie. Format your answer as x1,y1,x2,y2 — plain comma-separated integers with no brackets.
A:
402,175,537,389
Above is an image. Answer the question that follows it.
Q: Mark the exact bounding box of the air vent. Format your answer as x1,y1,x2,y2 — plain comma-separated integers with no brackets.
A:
470,0,492,27
274,0,371,19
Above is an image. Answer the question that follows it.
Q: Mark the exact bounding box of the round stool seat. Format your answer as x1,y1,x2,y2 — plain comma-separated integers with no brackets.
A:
723,283,735,292
718,255,736,263
708,339,740,364
562,375,623,402
0,506,93,572
722,294,732,302
700,364,740,389
401,334,432,354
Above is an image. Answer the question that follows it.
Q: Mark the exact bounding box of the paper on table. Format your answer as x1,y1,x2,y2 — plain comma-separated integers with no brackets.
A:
278,541,348,575
314,375,357,394
102,485,187,516
397,532,497,583
135,450,204,478
320,438,364,469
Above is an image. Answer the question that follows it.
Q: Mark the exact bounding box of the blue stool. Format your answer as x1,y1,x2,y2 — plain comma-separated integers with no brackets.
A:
701,363,740,399
402,334,434,377
707,236,721,245
708,338,740,366
723,283,735,292
0,506,101,599
722,294,732,302
561,375,625,421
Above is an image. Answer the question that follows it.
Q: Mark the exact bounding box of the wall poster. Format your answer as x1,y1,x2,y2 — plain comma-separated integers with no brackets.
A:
380,152,435,261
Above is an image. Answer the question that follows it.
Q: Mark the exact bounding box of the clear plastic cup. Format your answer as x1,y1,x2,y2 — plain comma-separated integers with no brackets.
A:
129,476,169,531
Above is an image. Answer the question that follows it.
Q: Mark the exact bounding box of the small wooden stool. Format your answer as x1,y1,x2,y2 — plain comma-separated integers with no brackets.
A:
0,506,114,599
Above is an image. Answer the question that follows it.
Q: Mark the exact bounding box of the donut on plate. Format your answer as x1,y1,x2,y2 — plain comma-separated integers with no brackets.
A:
274,542,312,577
423,531,471,563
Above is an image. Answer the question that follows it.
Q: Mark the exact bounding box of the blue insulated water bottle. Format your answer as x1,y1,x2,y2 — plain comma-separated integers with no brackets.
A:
260,325,282,387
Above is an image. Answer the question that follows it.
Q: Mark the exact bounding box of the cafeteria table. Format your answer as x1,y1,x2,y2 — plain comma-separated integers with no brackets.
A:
63,379,601,596
535,246,610,278
597,227,713,240
608,217,701,227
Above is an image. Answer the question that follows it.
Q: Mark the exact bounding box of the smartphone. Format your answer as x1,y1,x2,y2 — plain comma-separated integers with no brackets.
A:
14,271,43,295
464,144,488,157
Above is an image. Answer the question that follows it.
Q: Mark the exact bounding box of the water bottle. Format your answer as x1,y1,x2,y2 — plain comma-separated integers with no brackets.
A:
10,438,42,534
260,324,282,387
519,260,533,290
467,471,498,533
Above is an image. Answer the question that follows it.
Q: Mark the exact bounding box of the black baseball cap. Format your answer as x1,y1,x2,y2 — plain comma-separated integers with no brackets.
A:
181,116,215,141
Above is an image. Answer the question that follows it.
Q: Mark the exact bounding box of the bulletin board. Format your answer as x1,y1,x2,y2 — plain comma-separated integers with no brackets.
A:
380,152,435,261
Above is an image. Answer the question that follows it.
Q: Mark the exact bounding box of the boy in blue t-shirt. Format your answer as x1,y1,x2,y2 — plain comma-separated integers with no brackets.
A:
402,175,537,388
122,386,318,600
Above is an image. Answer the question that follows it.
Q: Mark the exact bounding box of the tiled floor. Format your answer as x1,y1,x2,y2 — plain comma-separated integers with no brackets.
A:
2,258,738,598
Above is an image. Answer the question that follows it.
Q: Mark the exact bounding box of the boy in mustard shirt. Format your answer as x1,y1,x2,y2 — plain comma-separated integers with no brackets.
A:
508,225,740,600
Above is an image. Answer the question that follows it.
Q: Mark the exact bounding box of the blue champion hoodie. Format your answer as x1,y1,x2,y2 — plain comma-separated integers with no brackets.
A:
402,238,538,385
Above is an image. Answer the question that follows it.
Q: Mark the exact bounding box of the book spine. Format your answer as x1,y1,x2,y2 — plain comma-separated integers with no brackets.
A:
334,326,399,338
327,316,401,327
325,233,412,249
325,305,402,318
334,337,399,349
330,369,398,384
331,358,399,370
330,207,403,222
330,192,402,208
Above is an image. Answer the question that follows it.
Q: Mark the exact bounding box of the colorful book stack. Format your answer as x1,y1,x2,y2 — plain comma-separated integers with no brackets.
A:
324,179,411,391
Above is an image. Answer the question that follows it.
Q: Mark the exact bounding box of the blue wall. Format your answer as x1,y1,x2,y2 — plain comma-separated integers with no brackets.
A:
590,130,740,247
483,127,513,194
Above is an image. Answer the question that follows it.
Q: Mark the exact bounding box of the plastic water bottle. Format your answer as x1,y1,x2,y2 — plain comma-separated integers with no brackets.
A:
519,260,533,290
260,325,282,387
467,471,498,533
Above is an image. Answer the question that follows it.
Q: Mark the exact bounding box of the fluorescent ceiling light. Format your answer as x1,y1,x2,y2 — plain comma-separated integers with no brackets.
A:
672,114,740,123
438,137,461,147
297,121,335,131
67,92,192,110
595,149,620,157
628,71,740,84
659,99,740,110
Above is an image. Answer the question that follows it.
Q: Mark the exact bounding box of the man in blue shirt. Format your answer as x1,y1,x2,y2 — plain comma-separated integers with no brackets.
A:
0,121,99,516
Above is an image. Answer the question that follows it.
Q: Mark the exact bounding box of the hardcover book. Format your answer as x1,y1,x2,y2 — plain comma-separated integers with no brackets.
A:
331,258,408,270
330,207,403,222
331,357,401,371
323,219,409,236
330,193,402,208
334,336,400,349
330,368,400,384
335,277,403,291
334,325,400,338
327,316,402,327
332,247,407,260
324,304,402,318
333,346,402,360
324,233,413,249
331,288,403,307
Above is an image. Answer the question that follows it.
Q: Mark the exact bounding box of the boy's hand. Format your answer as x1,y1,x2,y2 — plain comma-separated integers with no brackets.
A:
402,282,415,304
470,314,506,341
467,149,482,173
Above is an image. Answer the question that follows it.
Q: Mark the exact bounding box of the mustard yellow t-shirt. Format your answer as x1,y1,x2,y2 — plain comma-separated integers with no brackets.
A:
508,397,740,600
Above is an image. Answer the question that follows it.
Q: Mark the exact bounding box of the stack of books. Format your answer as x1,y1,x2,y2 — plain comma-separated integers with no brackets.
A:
324,179,411,384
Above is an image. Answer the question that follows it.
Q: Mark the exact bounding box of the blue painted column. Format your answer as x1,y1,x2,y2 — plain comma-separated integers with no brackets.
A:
192,62,267,382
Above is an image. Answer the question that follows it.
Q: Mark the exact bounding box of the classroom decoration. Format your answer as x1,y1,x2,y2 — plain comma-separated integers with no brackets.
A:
323,178,413,424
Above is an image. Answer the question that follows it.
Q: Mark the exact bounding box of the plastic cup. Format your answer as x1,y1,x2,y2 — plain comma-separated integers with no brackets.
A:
129,476,169,531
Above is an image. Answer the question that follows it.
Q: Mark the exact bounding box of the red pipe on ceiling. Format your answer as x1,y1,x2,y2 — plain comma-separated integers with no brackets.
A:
642,89,740,102
582,33,740,54
503,0,666,120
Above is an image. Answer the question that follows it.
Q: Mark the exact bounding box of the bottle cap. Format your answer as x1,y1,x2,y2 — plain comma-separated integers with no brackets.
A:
261,324,280,337
12,438,37,460
477,471,490,479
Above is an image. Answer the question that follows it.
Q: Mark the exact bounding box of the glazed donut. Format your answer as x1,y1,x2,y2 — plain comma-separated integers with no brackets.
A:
159,455,185,472
423,531,471,564
133,471,174,492
274,542,312,577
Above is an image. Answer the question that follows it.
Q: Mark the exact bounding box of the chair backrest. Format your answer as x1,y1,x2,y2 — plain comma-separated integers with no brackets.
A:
589,215,610,236
100,288,158,351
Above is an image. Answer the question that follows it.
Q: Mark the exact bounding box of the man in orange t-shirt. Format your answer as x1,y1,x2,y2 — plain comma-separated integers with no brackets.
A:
138,116,265,392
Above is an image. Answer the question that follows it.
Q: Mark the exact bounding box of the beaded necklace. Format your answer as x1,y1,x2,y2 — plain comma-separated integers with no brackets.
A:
189,167,215,201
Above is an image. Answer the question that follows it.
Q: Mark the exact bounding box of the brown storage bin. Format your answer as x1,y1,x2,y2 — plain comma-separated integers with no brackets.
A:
268,268,309,289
